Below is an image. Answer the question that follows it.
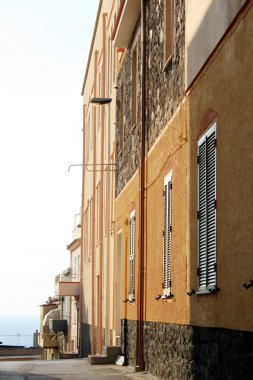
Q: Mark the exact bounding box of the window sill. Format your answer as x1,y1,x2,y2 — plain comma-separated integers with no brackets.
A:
161,294,174,303
196,287,220,296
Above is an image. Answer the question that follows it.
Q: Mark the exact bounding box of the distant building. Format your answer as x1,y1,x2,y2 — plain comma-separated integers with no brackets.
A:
38,222,81,360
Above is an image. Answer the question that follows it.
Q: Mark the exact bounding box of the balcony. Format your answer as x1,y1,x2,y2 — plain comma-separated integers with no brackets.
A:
55,274,80,297
113,0,141,48
38,326,59,349
38,333,59,349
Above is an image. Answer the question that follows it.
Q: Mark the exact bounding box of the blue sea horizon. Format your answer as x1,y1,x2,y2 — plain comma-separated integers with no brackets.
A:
0,315,39,347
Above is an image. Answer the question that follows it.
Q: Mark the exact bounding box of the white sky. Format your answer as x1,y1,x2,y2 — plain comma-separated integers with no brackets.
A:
0,0,99,317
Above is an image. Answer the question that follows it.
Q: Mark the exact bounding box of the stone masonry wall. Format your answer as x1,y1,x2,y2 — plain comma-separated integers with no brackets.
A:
121,319,137,366
116,22,141,198
146,0,185,151
124,319,253,380
115,0,185,197
81,322,92,357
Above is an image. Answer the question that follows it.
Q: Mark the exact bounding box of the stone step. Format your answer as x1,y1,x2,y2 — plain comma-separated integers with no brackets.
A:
88,345,122,365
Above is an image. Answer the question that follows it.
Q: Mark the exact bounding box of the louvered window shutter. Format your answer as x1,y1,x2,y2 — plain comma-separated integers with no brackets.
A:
198,124,216,290
163,173,172,295
129,210,135,299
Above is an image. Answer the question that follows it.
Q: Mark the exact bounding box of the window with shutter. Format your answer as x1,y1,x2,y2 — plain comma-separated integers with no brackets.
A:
197,123,216,291
164,0,174,67
129,210,135,301
163,172,172,296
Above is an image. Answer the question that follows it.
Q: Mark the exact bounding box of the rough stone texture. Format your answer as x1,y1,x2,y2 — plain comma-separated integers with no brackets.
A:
81,322,92,358
121,319,137,366
123,319,253,380
143,321,193,380
190,326,253,380
81,325,114,357
146,0,185,151
115,0,185,197
115,24,142,198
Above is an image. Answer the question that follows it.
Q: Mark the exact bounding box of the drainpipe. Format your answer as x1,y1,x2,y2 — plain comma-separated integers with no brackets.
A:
105,92,111,347
136,0,146,372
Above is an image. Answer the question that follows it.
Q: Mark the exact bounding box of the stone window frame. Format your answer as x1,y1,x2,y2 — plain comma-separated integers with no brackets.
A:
85,113,90,163
119,82,124,154
97,70,102,131
131,42,138,131
83,203,89,258
96,182,101,245
89,197,93,256
163,0,174,71
91,106,94,153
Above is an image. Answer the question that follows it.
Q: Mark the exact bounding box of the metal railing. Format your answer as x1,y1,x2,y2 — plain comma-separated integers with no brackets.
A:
55,274,80,283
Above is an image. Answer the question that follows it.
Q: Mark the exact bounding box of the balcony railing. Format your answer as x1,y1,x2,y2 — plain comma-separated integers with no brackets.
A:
55,274,80,283
55,274,80,297
38,333,59,349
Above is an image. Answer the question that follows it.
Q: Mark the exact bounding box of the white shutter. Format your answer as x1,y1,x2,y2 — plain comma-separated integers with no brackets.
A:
163,172,172,295
198,124,216,291
129,210,135,300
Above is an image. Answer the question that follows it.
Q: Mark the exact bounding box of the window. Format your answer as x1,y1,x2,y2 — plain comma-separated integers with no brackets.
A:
91,107,94,152
85,114,90,163
97,71,102,131
129,210,135,301
163,172,172,296
197,123,216,291
77,254,80,275
107,36,111,96
131,46,137,128
119,83,124,152
96,184,100,244
84,205,89,257
164,0,174,65
89,198,93,255
116,231,122,336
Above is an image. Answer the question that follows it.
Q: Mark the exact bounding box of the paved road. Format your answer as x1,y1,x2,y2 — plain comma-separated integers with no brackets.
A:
0,359,158,380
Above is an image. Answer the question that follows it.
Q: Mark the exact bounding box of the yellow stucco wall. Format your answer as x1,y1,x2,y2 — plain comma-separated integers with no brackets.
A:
114,1,253,334
188,3,253,331
114,101,189,325
114,170,140,324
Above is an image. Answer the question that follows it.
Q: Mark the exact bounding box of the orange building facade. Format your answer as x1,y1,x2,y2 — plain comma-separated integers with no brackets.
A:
111,0,253,379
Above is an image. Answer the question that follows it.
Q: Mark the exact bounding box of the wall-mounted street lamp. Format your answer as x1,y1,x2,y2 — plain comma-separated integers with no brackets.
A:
68,163,116,172
90,97,112,105
67,101,115,173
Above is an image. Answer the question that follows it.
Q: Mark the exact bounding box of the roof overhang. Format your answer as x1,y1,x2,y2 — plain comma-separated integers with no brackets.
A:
67,238,81,251
113,0,141,48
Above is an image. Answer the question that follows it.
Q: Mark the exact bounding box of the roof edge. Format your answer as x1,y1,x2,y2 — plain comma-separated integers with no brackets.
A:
81,0,103,96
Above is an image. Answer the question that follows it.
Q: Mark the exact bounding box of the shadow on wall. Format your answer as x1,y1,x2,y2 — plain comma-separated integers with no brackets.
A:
81,296,92,357
186,0,246,88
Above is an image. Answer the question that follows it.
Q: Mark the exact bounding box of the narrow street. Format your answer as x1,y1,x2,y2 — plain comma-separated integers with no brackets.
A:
0,359,158,380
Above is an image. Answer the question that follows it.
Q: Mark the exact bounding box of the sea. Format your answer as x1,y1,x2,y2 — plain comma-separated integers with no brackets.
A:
0,315,39,347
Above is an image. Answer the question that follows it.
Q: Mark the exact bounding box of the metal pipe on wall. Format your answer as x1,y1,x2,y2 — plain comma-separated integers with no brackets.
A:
136,0,146,372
